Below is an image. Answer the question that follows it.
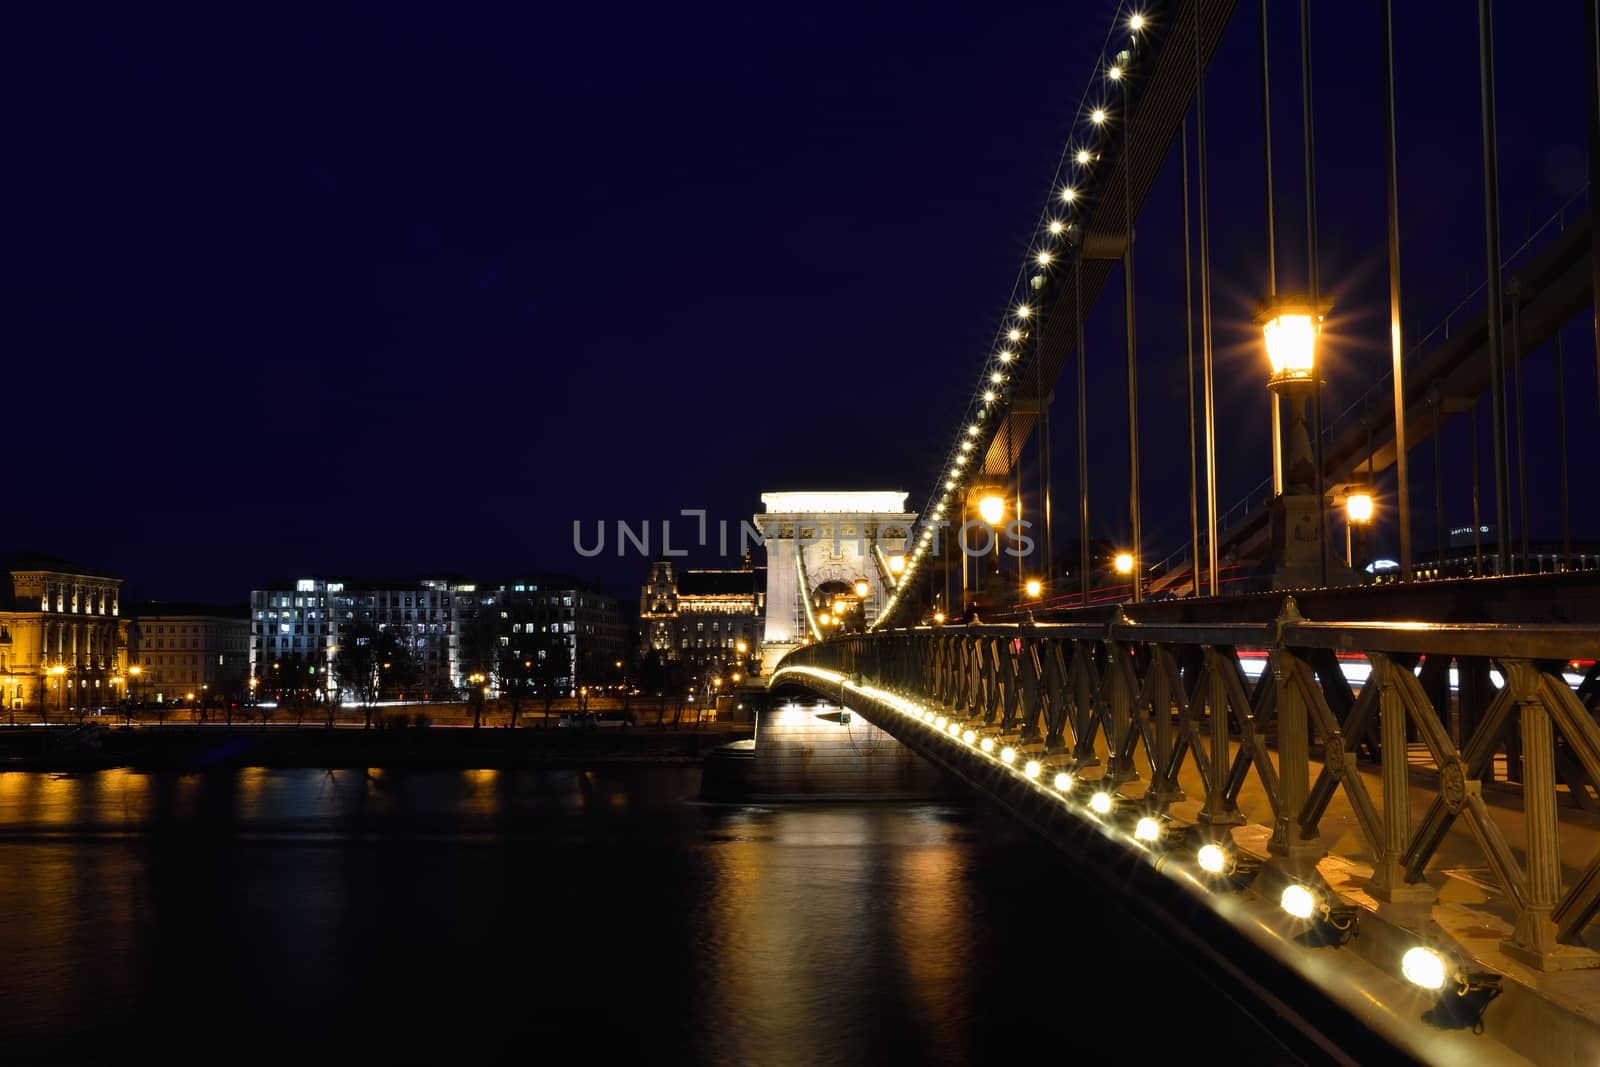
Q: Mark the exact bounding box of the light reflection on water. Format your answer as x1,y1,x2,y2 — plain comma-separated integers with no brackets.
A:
0,768,1291,1065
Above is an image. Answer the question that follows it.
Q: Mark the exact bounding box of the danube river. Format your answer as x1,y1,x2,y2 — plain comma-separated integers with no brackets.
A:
0,766,1300,1064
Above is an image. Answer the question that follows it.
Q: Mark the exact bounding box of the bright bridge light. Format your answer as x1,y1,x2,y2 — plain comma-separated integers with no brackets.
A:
1280,884,1318,920
980,737,995,753
978,495,1005,525
1091,109,1107,124
1089,792,1113,815
1000,746,1017,765
1401,947,1449,991
1008,328,1022,341
1134,817,1162,843
935,715,947,729
946,722,961,737
1023,760,1041,779
1076,149,1092,165
962,729,976,744
1037,251,1052,266
1196,844,1232,875
983,390,996,402
1053,772,1073,792
1048,220,1064,235
1061,186,1077,203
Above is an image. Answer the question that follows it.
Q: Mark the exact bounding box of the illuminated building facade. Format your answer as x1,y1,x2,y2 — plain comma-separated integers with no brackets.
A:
469,576,627,694
249,577,471,699
250,575,624,699
0,553,129,718
639,558,765,670
129,604,250,704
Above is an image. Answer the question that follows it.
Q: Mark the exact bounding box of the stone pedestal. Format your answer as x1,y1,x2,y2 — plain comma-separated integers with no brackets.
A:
1265,493,1359,589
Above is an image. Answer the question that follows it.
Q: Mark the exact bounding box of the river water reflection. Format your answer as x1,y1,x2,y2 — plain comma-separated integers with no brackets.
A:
0,767,1297,1064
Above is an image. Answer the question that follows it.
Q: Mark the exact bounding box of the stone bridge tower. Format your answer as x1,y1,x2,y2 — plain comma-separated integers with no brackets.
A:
755,491,914,675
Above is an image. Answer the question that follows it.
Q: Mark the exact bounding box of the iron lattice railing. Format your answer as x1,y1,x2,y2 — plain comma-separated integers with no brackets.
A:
773,597,1600,965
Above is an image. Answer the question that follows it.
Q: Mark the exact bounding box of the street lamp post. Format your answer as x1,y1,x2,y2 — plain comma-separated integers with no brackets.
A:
1114,551,1136,600
1345,490,1375,572
1259,293,1333,589
968,490,1006,614
49,664,67,724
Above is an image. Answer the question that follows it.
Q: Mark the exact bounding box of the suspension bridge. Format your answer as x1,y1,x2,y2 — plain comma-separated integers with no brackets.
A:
753,1,1600,1061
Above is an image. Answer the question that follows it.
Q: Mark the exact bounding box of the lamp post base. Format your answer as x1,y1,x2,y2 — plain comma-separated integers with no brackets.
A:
1267,492,1357,589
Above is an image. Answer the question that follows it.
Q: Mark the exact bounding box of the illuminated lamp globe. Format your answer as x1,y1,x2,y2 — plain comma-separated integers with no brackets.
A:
1280,884,1318,920
1346,492,1374,525
1257,294,1325,387
1401,947,1449,992
1114,552,1135,576
888,555,906,575
978,495,1006,526
853,578,870,598
1196,844,1233,875
1053,772,1073,792
1023,760,1041,779
1025,578,1042,599
1089,791,1114,815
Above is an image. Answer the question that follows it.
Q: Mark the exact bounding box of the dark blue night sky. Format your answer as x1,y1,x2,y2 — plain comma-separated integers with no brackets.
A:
3,1,1591,602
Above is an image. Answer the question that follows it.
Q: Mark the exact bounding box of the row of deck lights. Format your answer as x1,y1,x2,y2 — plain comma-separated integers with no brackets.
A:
798,663,1499,1003
876,10,1148,621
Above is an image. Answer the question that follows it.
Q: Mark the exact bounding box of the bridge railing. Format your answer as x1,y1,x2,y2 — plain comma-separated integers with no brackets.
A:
774,601,1600,966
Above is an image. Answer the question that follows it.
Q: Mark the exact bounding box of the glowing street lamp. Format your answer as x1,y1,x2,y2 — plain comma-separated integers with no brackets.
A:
1258,293,1328,495
1259,295,1324,387
1257,293,1332,586
1114,552,1135,576
1025,578,1042,599
978,495,1005,526
887,555,906,575
1345,490,1374,570
853,578,870,598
